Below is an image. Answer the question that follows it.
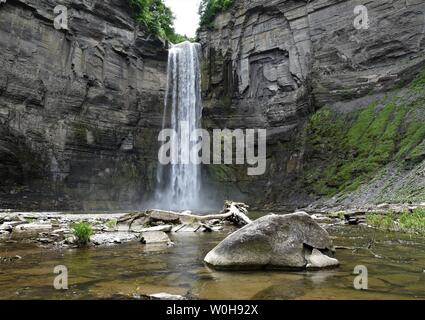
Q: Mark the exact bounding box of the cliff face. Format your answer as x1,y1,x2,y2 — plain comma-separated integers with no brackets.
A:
199,0,425,209
1,0,424,211
0,0,168,210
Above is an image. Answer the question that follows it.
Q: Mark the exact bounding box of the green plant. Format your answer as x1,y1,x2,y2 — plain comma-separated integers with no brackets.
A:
303,89,425,197
128,0,189,43
72,222,93,245
105,219,118,229
366,213,396,230
398,208,425,235
199,0,234,28
366,209,425,236
410,68,425,92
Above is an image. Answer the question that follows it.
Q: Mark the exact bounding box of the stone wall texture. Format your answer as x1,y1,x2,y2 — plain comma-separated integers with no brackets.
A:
0,0,168,210
199,0,425,209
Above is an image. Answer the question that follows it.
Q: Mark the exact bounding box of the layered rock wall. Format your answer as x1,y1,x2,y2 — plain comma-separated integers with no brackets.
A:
0,0,168,210
199,0,425,209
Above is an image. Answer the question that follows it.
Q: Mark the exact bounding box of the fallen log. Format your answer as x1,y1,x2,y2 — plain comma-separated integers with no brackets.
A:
117,201,252,230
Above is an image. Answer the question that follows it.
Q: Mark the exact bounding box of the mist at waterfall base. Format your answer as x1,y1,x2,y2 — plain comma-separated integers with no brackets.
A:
149,41,220,212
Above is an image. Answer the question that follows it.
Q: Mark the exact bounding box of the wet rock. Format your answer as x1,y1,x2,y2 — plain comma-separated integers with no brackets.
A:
36,238,53,244
52,228,70,234
377,203,390,209
0,255,22,263
306,248,339,269
200,223,213,232
13,223,53,233
0,221,24,231
140,231,171,244
64,236,77,245
91,232,138,246
347,218,359,225
0,231,10,240
204,212,337,270
16,216,27,222
0,223,13,232
149,293,186,300
311,214,333,222
132,225,172,233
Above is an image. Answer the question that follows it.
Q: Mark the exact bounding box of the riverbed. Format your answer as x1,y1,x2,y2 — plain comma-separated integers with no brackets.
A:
0,213,424,300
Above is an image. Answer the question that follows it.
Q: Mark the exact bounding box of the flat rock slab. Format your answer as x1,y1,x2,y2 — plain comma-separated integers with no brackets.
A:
140,231,171,244
204,212,338,270
91,232,138,245
132,225,173,233
13,223,53,233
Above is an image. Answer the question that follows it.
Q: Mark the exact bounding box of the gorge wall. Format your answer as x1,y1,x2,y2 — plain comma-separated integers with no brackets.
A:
0,0,168,210
199,0,425,210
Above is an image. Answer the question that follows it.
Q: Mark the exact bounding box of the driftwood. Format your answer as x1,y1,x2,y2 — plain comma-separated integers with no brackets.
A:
118,201,252,229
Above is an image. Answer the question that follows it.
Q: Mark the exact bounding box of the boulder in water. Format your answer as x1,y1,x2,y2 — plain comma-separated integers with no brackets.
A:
204,212,338,270
140,231,172,245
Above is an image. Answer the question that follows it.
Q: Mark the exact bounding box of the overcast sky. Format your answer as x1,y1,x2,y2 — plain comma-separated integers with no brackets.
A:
164,0,201,38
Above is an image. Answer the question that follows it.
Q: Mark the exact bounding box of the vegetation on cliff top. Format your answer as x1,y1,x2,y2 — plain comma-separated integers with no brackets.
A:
199,0,234,28
304,69,425,197
128,0,191,43
128,0,235,41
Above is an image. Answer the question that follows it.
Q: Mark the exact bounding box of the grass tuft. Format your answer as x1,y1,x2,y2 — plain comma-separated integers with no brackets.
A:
72,222,93,245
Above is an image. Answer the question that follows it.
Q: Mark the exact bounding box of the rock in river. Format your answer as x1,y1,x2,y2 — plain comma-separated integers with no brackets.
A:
204,212,339,270
140,231,172,245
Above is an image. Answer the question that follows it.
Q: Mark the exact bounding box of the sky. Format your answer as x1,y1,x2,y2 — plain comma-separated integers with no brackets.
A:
164,0,201,38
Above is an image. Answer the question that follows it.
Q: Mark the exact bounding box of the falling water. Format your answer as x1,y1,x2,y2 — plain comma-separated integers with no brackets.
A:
155,41,203,211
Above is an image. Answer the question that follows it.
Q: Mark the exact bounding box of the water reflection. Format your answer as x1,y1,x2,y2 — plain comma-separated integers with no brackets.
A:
0,224,424,299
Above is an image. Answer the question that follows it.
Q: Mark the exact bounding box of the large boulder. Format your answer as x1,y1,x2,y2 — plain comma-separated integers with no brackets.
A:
204,212,339,270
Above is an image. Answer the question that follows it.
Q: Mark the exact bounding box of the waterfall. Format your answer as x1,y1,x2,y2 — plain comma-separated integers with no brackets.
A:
155,41,203,211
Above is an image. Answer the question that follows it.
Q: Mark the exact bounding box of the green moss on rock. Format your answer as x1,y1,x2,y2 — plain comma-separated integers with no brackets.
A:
303,70,425,197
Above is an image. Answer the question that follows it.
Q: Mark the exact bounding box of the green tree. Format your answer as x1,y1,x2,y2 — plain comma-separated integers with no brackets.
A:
128,0,191,43
199,0,234,28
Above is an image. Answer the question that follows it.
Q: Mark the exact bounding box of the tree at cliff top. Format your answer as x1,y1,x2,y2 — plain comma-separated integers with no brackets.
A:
128,0,191,43
199,0,234,28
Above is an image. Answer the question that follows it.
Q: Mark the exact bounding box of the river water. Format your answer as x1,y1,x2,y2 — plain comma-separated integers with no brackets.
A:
0,215,424,299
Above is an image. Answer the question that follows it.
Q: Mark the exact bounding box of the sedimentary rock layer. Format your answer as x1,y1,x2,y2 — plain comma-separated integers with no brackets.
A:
0,0,168,210
199,0,425,208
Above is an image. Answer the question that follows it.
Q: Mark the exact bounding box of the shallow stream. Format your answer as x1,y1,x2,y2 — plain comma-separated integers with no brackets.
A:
1,213,424,299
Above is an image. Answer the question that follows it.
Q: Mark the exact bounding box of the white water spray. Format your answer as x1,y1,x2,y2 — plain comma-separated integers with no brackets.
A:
155,41,203,211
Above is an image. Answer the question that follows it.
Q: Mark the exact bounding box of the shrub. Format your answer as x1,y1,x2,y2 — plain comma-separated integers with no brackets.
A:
366,213,396,231
399,208,425,235
72,222,93,245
